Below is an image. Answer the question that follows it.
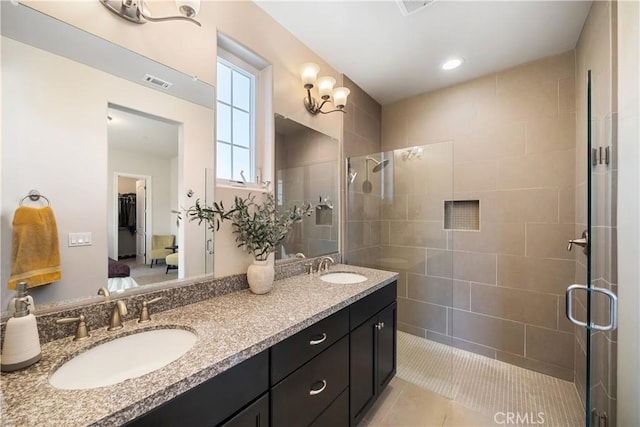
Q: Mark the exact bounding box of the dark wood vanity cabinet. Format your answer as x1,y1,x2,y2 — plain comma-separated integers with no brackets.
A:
270,308,350,427
125,281,396,427
349,283,398,426
221,393,269,427
270,280,397,427
125,350,269,427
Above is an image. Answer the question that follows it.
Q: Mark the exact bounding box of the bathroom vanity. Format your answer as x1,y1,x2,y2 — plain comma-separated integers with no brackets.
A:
0,265,397,426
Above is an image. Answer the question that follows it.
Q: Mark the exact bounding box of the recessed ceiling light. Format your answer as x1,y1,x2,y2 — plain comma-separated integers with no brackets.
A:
441,58,464,71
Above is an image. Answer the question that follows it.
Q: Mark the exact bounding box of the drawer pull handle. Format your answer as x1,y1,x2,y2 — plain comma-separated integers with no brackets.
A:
309,380,327,396
309,333,327,346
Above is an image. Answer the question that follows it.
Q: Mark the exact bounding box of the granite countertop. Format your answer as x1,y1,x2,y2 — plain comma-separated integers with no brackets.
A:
0,264,398,427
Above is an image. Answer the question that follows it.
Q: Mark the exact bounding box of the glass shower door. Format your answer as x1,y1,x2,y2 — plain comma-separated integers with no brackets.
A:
566,70,618,427
345,143,456,401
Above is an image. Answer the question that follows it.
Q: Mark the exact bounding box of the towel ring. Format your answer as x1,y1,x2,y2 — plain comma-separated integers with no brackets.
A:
19,190,50,206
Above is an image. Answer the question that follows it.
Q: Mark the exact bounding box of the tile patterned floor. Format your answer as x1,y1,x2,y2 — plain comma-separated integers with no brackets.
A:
359,332,585,427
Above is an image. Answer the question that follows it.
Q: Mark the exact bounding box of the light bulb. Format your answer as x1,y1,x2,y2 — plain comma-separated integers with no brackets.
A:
441,58,464,71
317,76,336,100
332,87,350,109
300,63,320,89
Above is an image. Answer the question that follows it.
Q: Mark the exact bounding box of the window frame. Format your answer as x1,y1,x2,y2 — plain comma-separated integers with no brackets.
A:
216,48,259,185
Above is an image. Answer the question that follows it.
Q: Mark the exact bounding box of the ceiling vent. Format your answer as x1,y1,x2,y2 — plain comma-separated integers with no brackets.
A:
143,74,173,89
396,0,436,16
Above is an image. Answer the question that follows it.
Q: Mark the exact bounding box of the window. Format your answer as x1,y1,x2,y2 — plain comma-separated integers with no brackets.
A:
216,54,256,182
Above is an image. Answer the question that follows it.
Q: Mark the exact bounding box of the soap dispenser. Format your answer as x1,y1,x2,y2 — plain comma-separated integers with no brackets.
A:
1,282,41,372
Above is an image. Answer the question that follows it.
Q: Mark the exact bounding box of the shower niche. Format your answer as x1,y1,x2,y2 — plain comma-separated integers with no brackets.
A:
443,200,480,231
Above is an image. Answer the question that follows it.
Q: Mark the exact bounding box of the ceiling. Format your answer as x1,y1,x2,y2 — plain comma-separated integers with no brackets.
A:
108,106,179,159
255,0,592,105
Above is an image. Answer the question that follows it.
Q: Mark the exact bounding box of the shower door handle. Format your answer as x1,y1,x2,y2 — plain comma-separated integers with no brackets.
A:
565,284,618,331
206,238,214,254
567,230,588,253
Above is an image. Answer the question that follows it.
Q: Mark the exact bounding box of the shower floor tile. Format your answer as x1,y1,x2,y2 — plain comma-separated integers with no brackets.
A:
361,331,585,427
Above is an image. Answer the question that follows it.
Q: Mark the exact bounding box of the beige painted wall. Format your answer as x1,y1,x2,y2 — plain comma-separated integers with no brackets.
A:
381,51,577,380
615,0,640,425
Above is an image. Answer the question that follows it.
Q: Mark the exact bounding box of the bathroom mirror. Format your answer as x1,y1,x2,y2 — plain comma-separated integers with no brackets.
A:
274,115,339,261
0,2,215,309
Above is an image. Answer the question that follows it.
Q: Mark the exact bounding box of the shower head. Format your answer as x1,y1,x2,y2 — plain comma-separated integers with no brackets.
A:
348,168,358,185
402,146,424,161
366,157,389,173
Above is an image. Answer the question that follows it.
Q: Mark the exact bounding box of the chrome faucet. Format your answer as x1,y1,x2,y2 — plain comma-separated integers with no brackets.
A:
108,300,128,331
317,256,335,273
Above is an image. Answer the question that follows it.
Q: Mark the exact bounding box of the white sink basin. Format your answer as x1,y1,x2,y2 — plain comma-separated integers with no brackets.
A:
320,272,367,284
49,328,197,390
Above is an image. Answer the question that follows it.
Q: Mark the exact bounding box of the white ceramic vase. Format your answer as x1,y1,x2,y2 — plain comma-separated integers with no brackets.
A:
246,258,275,294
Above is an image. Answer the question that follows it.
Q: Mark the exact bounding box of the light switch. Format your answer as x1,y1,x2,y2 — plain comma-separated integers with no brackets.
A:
68,232,92,247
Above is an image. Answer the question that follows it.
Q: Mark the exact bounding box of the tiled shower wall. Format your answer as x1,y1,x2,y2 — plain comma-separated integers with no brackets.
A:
574,1,618,423
275,126,339,258
342,75,384,266
343,76,382,159
377,51,578,381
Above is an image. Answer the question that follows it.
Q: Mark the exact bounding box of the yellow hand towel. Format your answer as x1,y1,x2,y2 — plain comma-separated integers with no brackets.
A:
8,206,61,289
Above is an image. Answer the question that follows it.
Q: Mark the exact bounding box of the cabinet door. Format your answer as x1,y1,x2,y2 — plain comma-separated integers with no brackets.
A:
377,302,397,390
349,315,377,425
221,393,269,427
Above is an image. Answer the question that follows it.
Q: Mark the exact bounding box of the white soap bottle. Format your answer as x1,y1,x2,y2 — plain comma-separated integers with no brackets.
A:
1,282,41,372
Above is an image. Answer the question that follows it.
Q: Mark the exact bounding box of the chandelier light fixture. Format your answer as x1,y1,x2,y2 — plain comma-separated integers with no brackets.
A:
100,0,202,27
300,63,350,115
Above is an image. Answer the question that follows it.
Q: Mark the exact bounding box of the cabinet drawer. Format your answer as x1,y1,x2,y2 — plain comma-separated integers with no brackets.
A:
309,387,349,427
126,350,269,427
271,336,349,427
271,308,348,385
350,281,397,330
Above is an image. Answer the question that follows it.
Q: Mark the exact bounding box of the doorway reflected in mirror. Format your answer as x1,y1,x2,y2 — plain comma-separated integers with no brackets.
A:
107,104,180,292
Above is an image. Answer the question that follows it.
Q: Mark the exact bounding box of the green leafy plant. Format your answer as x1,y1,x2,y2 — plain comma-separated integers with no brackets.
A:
229,193,312,261
174,199,234,231
177,193,312,261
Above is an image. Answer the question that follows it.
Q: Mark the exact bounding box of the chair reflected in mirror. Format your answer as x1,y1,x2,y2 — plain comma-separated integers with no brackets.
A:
149,235,175,268
165,253,179,274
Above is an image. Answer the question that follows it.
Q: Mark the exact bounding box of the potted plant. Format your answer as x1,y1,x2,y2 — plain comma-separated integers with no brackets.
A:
228,192,312,294
180,192,311,294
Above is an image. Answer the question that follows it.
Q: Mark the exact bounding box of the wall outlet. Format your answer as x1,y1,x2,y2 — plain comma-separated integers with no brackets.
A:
68,232,92,247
